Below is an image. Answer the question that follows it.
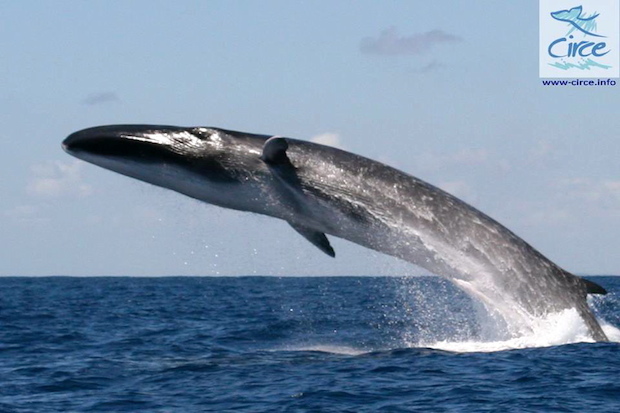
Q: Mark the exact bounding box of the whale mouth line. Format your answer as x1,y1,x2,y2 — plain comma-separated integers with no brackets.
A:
62,135,170,162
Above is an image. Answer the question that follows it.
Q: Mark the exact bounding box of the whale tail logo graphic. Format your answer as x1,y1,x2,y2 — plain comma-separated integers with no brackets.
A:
550,5,605,38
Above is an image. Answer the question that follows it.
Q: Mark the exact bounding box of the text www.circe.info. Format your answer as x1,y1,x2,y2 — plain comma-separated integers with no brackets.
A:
541,78,617,86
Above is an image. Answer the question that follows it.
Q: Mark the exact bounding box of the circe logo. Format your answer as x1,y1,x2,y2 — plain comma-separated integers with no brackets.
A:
540,0,619,78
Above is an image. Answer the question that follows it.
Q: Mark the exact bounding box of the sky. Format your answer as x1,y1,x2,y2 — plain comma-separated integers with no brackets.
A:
1,1,619,276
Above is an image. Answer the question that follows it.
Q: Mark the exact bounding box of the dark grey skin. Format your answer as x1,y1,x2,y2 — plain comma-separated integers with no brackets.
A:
63,125,608,342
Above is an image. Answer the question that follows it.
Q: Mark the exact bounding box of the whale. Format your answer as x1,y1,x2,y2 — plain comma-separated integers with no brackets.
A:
551,6,604,38
62,125,609,341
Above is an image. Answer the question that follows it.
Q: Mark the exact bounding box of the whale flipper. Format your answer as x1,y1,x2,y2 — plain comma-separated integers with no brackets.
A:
261,139,334,257
289,222,335,257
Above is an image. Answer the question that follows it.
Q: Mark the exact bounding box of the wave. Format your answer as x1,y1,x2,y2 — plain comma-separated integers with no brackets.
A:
276,345,370,356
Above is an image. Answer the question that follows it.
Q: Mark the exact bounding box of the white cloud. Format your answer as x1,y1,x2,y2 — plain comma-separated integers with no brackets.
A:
520,206,573,227
360,27,462,56
415,148,489,172
310,132,344,149
438,180,478,203
4,204,38,219
531,140,554,159
528,140,561,168
557,178,620,207
27,160,93,198
415,60,444,73
81,92,120,106
603,180,620,195
507,177,620,232
514,177,620,229
3,204,49,225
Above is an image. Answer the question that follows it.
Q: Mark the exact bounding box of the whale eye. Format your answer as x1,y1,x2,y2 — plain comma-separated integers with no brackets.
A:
191,127,219,141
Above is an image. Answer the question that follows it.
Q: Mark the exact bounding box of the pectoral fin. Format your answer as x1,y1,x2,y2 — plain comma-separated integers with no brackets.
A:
289,222,335,257
265,139,332,257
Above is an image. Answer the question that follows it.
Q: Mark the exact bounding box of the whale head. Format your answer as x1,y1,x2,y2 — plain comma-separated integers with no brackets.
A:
62,125,269,208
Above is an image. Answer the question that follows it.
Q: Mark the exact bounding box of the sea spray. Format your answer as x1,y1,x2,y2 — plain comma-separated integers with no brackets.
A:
396,276,617,353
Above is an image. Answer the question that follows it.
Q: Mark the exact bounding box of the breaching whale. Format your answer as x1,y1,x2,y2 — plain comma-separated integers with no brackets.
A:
62,125,609,341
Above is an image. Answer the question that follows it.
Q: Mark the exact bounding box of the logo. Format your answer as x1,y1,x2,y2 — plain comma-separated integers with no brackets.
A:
540,1,619,78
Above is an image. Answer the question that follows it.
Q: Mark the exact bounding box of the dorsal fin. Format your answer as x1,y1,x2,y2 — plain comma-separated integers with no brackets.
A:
261,136,290,164
289,222,335,257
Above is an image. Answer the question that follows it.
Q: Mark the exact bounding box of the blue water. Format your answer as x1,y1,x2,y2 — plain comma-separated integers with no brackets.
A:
1,276,618,412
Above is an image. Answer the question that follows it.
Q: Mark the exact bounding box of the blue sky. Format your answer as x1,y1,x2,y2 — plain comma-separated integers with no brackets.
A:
1,1,618,276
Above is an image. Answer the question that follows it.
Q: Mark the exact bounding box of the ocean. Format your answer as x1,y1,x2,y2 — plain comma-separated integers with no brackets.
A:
0,276,618,412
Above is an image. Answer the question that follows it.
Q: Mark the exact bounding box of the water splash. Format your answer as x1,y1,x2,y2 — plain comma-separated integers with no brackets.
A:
420,308,594,353
395,276,619,353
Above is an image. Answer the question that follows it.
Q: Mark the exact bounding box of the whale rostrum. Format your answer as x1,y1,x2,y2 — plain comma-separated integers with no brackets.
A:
62,125,609,341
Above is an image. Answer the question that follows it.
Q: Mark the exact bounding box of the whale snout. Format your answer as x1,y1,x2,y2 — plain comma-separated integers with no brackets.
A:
62,126,108,154
64,125,170,153
62,124,189,161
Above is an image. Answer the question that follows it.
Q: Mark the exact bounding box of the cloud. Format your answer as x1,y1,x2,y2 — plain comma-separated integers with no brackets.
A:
415,60,444,73
3,205,50,226
604,180,620,194
556,178,620,207
27,160,92,198
516,177,620,228
81,92,120,106
520,207,573,227
4,205,40,219
360,27,462,56
438,180,478,203
310,132,344,149
528,140,562,167
531,140,554,159
415,148,490,172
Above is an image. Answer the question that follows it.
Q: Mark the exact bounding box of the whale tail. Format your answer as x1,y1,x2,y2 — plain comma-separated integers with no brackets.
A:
570,273,608,341
582,277,607,295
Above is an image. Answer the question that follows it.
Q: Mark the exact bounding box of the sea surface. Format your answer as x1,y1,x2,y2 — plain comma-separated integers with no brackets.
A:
0,276,619,412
